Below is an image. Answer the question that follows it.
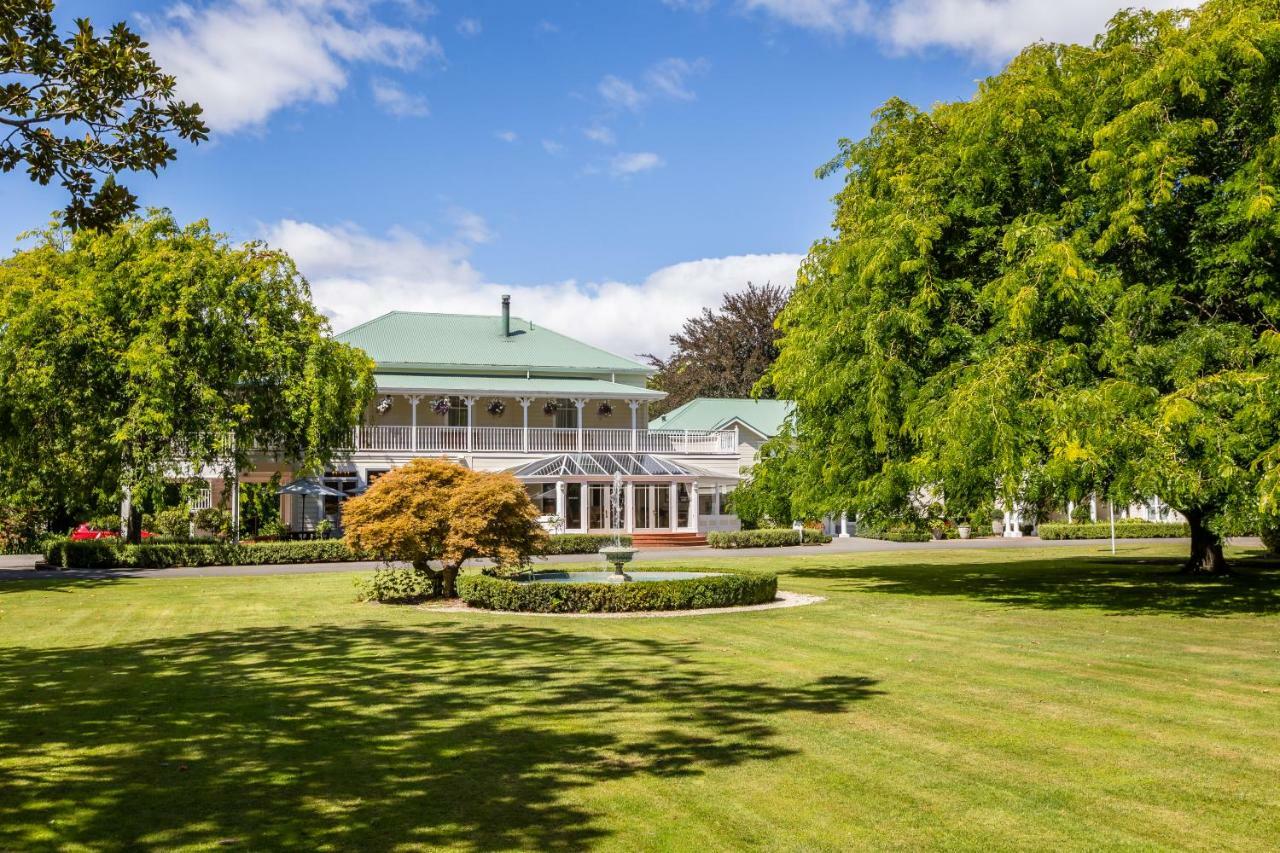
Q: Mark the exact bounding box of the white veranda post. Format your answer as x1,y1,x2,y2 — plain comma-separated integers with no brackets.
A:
408,395,422,451
628,400,640,452
572,398,586,452
518,397,533,452
463,397,477,452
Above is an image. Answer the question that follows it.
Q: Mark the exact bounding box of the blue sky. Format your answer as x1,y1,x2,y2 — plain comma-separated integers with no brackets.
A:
1,0,1181,357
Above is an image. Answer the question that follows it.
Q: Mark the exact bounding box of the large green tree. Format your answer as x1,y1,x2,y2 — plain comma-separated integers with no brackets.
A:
2,0,207,229
766,0,1280,572
0,211,375,538
645,282,788,415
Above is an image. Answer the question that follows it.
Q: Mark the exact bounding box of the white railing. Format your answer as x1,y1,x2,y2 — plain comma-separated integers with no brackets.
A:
417,426,467,452
473,426,523,452
638,429,738,454
529,427,580,453
348,425,738,455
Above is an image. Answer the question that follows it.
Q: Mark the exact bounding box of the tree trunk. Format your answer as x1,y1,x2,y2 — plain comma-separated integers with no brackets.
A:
1182,509,1228,574
126,506,143,544
442,564,460,599
412,559,444,597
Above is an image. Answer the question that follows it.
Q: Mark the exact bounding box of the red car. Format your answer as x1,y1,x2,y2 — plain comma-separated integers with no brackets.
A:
70,524,154,541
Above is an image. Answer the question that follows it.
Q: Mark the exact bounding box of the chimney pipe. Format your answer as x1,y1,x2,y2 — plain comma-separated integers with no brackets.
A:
501,294,511,337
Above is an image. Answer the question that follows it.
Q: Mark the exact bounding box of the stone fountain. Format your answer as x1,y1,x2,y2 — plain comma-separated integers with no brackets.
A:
598,471,635,582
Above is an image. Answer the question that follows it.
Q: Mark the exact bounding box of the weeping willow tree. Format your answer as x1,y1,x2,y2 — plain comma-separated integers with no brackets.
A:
0,211,375,539
765,0,1280,572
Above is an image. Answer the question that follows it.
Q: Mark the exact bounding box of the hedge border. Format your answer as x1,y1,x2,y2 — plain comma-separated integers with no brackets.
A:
1037,521,1189,540
707,528,832,549
857,528,932,543
43,539,364,569
539,533,633,555
457,571,778,613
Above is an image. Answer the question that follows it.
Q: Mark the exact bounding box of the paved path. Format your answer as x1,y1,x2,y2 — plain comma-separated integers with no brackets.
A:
1,536,1260,581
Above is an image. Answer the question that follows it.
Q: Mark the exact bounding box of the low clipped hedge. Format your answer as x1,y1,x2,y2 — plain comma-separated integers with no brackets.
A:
707,528,831,549
540,533,632,555
457,571,778,613
858,528,932,543
1038,521,1189,540
43,539,363,569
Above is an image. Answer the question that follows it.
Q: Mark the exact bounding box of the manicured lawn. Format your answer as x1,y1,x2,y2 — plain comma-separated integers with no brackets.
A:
1,543,1277,850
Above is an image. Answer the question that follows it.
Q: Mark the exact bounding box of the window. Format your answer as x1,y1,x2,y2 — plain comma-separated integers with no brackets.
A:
564,483,582,529
525,483,556,516
554,398,577,429
676,483,692,528
698,491,715,516
447,396,468,427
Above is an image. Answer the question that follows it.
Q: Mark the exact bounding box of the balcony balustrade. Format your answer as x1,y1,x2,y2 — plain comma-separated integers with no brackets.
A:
346,425,737,456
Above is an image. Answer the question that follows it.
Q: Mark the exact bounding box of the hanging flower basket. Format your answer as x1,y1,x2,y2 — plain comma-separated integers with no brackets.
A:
542,400,559,416
487,399,505,417
432,398,451,416
597,401,613,418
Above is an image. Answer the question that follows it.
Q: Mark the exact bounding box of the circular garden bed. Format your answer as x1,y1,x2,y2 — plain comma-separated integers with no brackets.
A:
456,571,778,614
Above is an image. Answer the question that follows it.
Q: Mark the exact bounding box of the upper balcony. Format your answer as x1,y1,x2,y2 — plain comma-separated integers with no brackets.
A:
348,425,739,456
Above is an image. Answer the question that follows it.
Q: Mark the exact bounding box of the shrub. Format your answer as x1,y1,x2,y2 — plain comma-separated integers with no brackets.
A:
144,507,192,538
707,528,831,548
457,571,778,613
1038,521,1189,540
539,533,632,555
43,538,365,569
858,527,931,543
193,507,232,538
354,567,433,603
1259,522,1279,556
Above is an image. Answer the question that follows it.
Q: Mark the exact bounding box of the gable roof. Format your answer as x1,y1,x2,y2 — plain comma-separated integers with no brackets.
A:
649,398,794,438
336,311,650,374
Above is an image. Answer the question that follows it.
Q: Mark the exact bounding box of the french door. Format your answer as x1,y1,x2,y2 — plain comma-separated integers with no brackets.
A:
632,484,671,530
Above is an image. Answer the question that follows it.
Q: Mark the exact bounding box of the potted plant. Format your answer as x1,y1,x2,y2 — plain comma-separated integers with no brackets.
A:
432,398,451,416
486,399,505,417
597,401,613,417
956,518,971,540
928,520,947,540
542,400,559,416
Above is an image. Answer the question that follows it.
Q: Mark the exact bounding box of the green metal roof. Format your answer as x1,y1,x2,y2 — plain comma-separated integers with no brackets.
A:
372,373,666,400
649,397,794,437
337,311,651,374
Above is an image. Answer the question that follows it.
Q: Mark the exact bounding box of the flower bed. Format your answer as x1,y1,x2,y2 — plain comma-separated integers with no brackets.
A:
43,539,364,569
707,529,831,549
456,571,778,613
1037,521,1189,540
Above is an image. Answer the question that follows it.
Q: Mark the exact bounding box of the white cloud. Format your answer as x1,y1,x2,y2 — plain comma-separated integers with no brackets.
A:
739,0,869,34
675,0,1188,60
541,139,566,155
449,209,493,244
495,129,519,143
597,56,709,113
583,125,616,145
876,0,1188,59
371,78,430,117
598,74,645,111
264,219,802,358
145,0,440,133
456,17,481,36
645,57,709,101
610,151,665,176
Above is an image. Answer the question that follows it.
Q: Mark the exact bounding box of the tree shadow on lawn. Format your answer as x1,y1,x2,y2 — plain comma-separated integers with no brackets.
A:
0,620,879,850
786,553,1280,617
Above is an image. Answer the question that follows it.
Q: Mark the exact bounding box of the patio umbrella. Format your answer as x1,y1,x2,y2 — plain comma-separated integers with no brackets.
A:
278,478,348,534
